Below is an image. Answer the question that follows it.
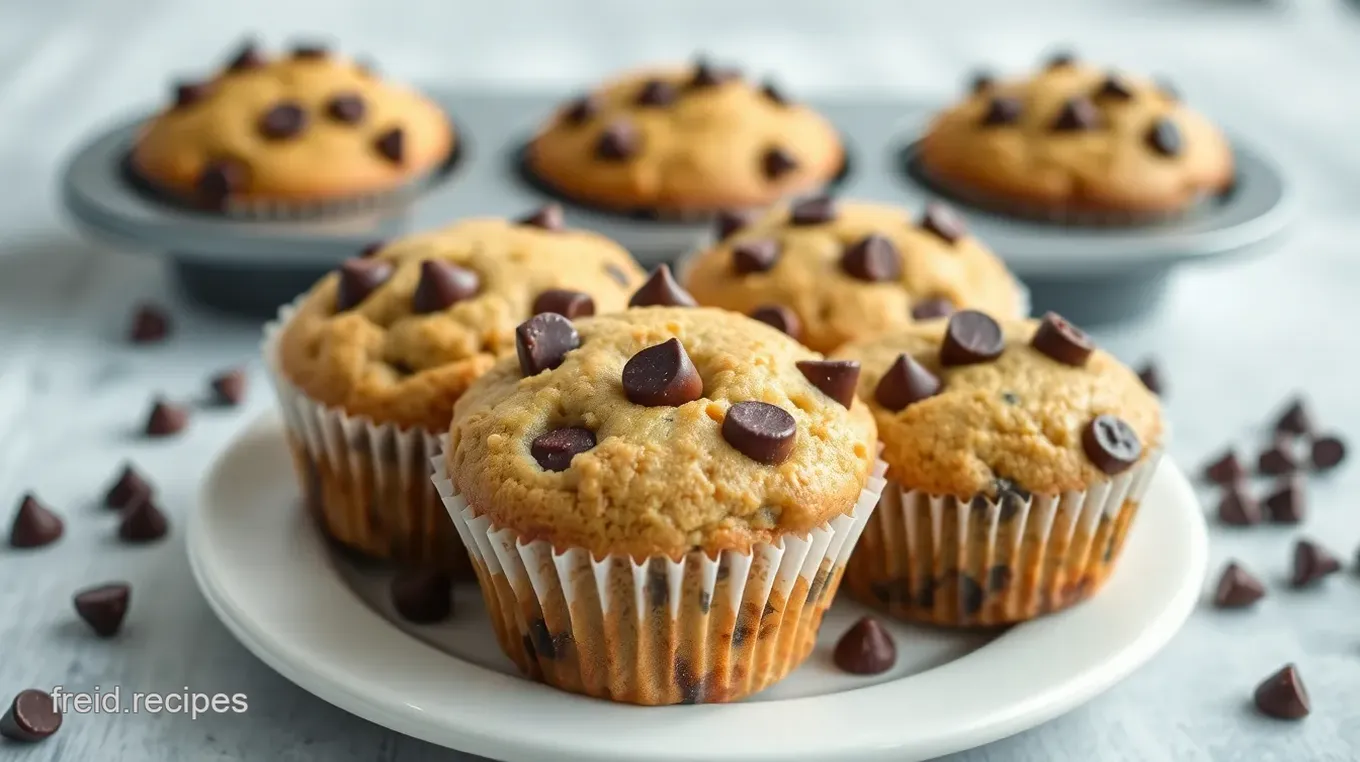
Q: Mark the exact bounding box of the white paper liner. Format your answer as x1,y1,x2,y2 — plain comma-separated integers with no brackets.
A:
845,449,1162,627
431,445,888,705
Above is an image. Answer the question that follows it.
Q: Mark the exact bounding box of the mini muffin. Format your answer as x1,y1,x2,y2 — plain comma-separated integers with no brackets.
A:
131,38,454,215
264,209,645,570
434,293,886,705
835,311,1163,626
526,57,844,217
917,51,1234,222
684,197,1025,353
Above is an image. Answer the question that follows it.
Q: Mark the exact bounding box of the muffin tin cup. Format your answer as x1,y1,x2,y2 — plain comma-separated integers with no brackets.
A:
843,448,1163,627
430,447,888,705
260,303,471,574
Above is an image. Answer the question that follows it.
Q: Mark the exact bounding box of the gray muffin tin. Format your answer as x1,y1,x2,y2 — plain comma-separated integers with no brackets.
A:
61,89,1296,324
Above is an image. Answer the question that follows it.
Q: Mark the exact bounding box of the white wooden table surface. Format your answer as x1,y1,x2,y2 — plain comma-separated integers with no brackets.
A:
2,1,1359,759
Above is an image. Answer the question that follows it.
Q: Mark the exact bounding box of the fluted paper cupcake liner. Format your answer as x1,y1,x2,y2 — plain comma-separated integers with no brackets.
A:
431,444,888,705
845,449,1162,627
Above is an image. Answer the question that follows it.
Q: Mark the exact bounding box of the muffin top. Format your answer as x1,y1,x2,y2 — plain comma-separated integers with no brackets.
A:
684,198,1023,353
132,39,454,206
275,210,645,431
834,311,1161,498
527,58,843,215
918,52,1233,216
447,305,879,560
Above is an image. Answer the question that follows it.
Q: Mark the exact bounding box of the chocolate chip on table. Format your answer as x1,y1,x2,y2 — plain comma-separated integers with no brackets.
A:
789,195,836,226
1264,477,1305,523
1216,484,1261,526
209,368,247,407
412,260,480,314
128,302,171,344
173,81,211,108
759,80,789,106
714,210,751,241
515,313,580,377
1094,75,1134,101
1051,97,1102,132
373,127,406,164
389,569,453,624
749,305,801,340
1310,435,1347,471
1045,50,1077,69
980,96,1022,127
595,120,639,161
1145,118,1182,157
562,94,600,125
258,102,307,140
722,401,797,465
73,583,131,637
104,464,152,510
840,235,901,282
325,93,366,124
920,202,968,244
336,258,394,311
8,494,63,549
732,239,780,275
291,43,328,59
1082,415,1143,475
635,79,679,107
833,616,897,675
225,41,266,72
1273,398,1313,437
970,71,994,94
1291,539,1341,587
1257,440,1298,475
762,146,799,180
1136,361,1164,395
874,353,940,411
629,264,697,308
144,397,189,437
797,360,861,409
622,338,704,407
118,495,169,543
940,310,1004,367
1030,312,1094,367
517,203,565,231
1213,562,1265,608
911,297,955,321
1202,449,1245,485
0,690,62,743
531,427,597,472
1254,664,1310,720
198,160,245,203
532,289,595,319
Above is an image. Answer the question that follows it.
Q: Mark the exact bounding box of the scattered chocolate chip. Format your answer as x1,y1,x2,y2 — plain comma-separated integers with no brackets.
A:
325,92,365,123
290,43,328,59
8,494,63,549
759,80,788,105
1094,75,1134,101
1082,415,1143,475
104,464,152,510
336,258,394,311
518,203,564,231
197,160,244,202
1046,51,1077,69
390,569,452,624
940,310,1004,367
980,96,1022,127
359,241,384,258
0,690,62,743
1258,440,1298,475
117,495,169,543
258,102,307,139
874,354,940,411
144,397,189,437
970,71,994,94
225,41,266,72
173,81,211,108
604,263,631,287
762,146,799,180
635,79,679,107
1203,449,1245,485
722,401,796,465
1213,562,1264,608
209,367,247,406
1145,118,1182,157
595,120,639,161
515,313,580,377
128,303,171,344
919,202,967,244
531,428,597,472
749,305,801,340
789,196,836,226
797,360,860,409
1291,539,1341,587
1274,398,1312,436
714,210,751,241
1137,361,1164,395
1264,477,1305,523
1254,664,1310,720
732,239,780,275
833,617,896,675
690,57,739,88
562,94,599,125
629,264,696,308
622,338,704,407
1310,435,1347,471
840,235,902,282
911,297,955,321
532,289,595,319
73,583,131,637
412,260,480,314
1217,484,1261,526
373,127,405,164
1051,97,1102,132
1030,312,1094,367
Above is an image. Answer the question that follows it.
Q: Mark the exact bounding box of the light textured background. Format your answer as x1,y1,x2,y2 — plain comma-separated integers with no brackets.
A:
2,1,1359,760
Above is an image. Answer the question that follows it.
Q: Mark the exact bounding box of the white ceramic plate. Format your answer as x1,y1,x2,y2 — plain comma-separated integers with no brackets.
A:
189,414,1207,762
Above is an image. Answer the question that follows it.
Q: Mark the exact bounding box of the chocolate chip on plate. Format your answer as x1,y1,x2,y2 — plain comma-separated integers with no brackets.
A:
1273,397,1312,436
840,235,901,282
144,398,189,437
1051,97,1102,131
1202,449,1245,485
911,297,955,321
762,146,799,180
874,353,940,412
412,260,480,314
797,360,860,409
518,203,565,231
1254,664,1310,720
1257,440,1298,475
336,258,394,311
129,302,171,344
1310,435,1347,471
373,127,405,164
1082,415,1142,475
531,427,597,472
833,616,897,675
325,93,366,123
1263,477,1305,523
1213,562,1265,609
595,120,639,161
73,583,131,637
622,338,704,407
732,239,780,275
0,690,62,743
635,79,679,107
258,102,307,139
104,464,152,510
1217,484,1261,526
532,289,595,319
1094,74,1134,101
117,495,169,543
789,195,836,226
389,569,453,624
225,41,266,72
980,96,1022,127
749,305,801,340
1136,361,1164,395
1291,539,1341,587
562,94,600,125
714,210,752,241
629,265,696,308
207,368,247,407
8,493,63,549
940,310,1004,367
173,81,212,108
1030,312,1093,367
920,202,967,244
722,401,796,465
515,313,580,377
759,80,789,106
1145,118,1182,157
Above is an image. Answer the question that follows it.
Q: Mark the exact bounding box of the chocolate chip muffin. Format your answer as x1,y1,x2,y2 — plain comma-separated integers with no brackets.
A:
834,311,1163,626
684,197,1025,353
435,300,886,704
525,57,844,217
131,39,454,214
917,51,1234,222
264,209,645,570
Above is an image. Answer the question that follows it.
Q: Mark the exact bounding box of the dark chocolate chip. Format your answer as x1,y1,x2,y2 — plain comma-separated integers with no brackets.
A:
73,583,131,637
8,494,63,549
144,397,189,437
390,569,453,624
373,127,405,164
325,92,366,123
833,617,896,675
629,264,696,308
336,258,394,311
911,297,955,321
690,57,739,88
530,427,596,472
1082,414,1142,475
796,360,861,409
762,146,799,180
759,80,788,105
412,260,480,314
1030,312,1094,367
722,401,796,465
290,43,328,59
714,210,751,241
118,494,169,543
732,239,780,275
840,235,902,282
1203,449,1245,485
1137,361,1164,395
980,96,1022,127
635,79,679,107
515,313,580,377
1264,477,1305,524
1094,75,1134,101
1274,398,1312,436
970,71,994,94
1051,97,1102,132
874,353,940,411
1213,562,1264,608
0,690,62,743
173,81,212,108
225,41,266,72
1046,50,1077,69
645,567,669,608
198,160,245,202
210,367,247,406
604,263,631,287
1254,664,1310,720
527,618,557,659
1291,539,1341,587
940,310,1004,367
749,305,801,340
959,575,985,616
1146,118,1182,157
129,303,171,344
993,478,1031,520
595,120,639,161
675,657,705,704
562,94,600,125
1258,441,1298,476
622,338,703,407
920,202,967,243
258,102,308,140
104,464,152,510
532,289,595,319
517,203,564,231
789,195,836,226
1217,484,1261,526
1310,435,1347,471
868,577,912,606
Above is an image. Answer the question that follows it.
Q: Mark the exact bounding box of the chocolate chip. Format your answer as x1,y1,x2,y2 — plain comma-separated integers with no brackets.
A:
690,57,739,88
1000,391,1020,406
789,196,836,226
336,258,394,311
412,260,480,314
1258,440,1298,475
970,71,994,94
129,303,171,344
732,239,780,275
980,96,1022,127
635,79,679,107
1095,75,1134,101
0,690,62,743
1203,449,1246,485
518,203,564,231
210,367,247,406
1051,97,1102,132
604,263,631,287
722,401,796,465
1264,477,1305,523
531,428,596,472
797,360,860,409
874,353,940,411
1082,415,1142,475
1274,398,1312,436
258,102,307,139
198,160,244,202
595,120,639,161
144,397,189,437
840,235,902,282
1137,361,1164,395
833,617,896,675
1291,539,1341,587
325,93,365,123
759,80,788,105
1310,435,1346,471
749,305,801,340
8,494,63,549
373,127,405,164
762,146,799,180
940,310,1004,367
390,569,452,624
118,494,169,543
225,41,266,72
959,575,985,616
1146,118,1182,157
515,313,580,377
1254,664,1309,720
74,583,131,637
919,202,968,243
562,94,599,125
714,210,751,241
532,289,595,319
1046,51,1077,68
1213,562,1264,608
911,297,955,321
622,338,704,407
629,264,696,308
291,43,328,59
173,81,211,108
104,464,152,510
1217,484,1261,526
1030,312,1094,367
